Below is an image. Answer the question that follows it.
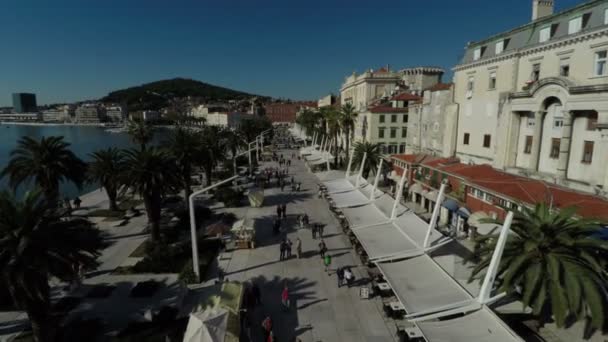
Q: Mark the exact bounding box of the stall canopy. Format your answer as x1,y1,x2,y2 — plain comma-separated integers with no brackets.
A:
315,170,348,182
469,211,493,227
183,309,230,342
341,203,391,228
328,186,383,208
352,222,421,260
377,255,474,315
323,176,367,194
393,211,450,249
441,199,460,212
416,307,523,342
424,190,441,202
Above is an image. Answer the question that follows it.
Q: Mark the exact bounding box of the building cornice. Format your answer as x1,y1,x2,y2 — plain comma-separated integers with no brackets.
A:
453,27,608,73
510,77,608,99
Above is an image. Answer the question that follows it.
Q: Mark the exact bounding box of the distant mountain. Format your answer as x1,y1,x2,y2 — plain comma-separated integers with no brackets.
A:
101,78,268,111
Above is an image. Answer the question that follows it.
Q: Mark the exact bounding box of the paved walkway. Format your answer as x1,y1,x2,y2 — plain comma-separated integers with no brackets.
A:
213,150,396,342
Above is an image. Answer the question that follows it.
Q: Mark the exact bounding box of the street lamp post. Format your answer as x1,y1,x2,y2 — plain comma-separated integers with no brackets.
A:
189,175,239,281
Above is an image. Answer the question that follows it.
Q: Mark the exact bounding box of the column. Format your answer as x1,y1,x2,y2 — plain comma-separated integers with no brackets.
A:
529,110,544,171
556,110,574,179
600,129,608,190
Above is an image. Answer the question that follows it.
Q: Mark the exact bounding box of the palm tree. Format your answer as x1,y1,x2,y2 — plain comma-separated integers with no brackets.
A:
340,103,358,158
88,148,125,211
166,127,204,209
221,128,245,176
470,203,608,330
0,190,106,342
323,107,341,168
126,119,154,151
352,141,381,178
201,126,227,185
1,136,87,205
122,148,180,241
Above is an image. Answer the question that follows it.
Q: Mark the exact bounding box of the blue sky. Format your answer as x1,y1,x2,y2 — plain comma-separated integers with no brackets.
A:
0,0,583,106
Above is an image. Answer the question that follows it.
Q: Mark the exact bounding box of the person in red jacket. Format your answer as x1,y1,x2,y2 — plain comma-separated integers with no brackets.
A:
261,315,272,340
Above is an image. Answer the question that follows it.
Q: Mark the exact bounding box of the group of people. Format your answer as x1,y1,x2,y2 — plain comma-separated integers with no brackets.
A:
259,282,292,342
336,266,355,288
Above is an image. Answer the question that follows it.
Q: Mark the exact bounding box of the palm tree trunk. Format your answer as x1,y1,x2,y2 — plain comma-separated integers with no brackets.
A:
346,129,350,165
143,194,162,241
106,186,119,211
20,281,54,342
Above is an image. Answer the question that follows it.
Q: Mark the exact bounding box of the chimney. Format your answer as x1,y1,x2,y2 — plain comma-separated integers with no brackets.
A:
532,0,554,21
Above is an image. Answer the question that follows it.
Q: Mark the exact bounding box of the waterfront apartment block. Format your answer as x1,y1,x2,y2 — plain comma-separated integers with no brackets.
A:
12,93,37,113
104,105,126,122
453,0,608,194
42,105,75,122
75,104,106,123
340,66,401,111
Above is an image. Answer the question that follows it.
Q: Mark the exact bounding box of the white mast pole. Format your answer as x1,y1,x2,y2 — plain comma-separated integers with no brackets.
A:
371,159,383,200
424,182,447,248
345,149,354,179
391,170,407,220
356,152,367,187
478,211,514,304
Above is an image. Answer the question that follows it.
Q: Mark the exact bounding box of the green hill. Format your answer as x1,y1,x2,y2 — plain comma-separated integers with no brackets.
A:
101,78,268,111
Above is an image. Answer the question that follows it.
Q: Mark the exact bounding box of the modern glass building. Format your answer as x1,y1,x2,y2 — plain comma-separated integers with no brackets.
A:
12,93,37,113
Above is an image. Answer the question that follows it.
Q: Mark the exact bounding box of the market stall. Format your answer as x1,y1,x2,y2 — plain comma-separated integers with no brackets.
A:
231,219,255,249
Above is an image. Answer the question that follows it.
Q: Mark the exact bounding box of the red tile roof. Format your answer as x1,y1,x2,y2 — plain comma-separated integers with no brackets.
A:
391,92,421,101
369,106,408,113
426,83,453,92
419,160,608,220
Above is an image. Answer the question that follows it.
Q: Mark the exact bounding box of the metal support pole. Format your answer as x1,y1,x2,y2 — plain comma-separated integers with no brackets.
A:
391,170,407,220
478,211,514,304
345,149,354,179
371,159,383,200
424,183,447,248
356,152,367,187
189,175,239,281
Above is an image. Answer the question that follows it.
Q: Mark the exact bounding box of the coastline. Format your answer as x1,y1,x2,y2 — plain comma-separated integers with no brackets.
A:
0,121,112,127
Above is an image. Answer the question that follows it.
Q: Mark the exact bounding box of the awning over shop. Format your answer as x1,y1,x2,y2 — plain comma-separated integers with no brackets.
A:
323,176,367,194
469,211,493,227
424,190,441,202
416,307,523,342
309,157,332,166
409,183,423,194
329,186,383,208
352,223,421,260
393,212,450,249
341,203,391,228
374,193,407,218
376,255,474,315
442,199,460,212
456,207,471,218
315,170,347,182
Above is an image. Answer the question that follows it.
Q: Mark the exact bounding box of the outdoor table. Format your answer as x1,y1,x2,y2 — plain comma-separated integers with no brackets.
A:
377,282,393,297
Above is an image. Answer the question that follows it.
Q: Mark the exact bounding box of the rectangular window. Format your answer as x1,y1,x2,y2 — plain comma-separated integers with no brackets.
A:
524,135,533,154
489,71,497,90
539,26,551,43
399,144,406,153
495,40,504,55
379,115,385,123
605,8,608,25
554,117,563,128
466,76,474,98
403,114,408,123
378,127,385,138
473,48,481,61
550,138,560,159
559,58,570,77
582,141,594,163
483,134,491,148
390,127,397,138
532,63,541,81
389,145,397,154
595,51,607,76
391,114,397,123
463,133,470,145
588,112,598,130
402,127,407,138
568,16,582,34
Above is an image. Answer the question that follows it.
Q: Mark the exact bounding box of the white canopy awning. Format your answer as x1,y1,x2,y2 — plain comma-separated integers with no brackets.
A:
309,157,330,166
323,176,367,194
377,255,474,315
329,187,380,208
410,183,423,194
374,194,407,218
417,307,523,342
469,211,493,227
342,202,391,228
393,211,450,249
352,222,422,260
305,153,324,162
424,190,441,202
182,308,229,342
315,170,347,182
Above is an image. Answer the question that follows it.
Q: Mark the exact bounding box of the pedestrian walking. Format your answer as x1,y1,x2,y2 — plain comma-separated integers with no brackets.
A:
281,283,290,311
286,238,293,258
323,253,332,273
311,224,317,239
318,224,324,238
252,282,261,305
73,196,82,209
296,182,301,191
344,267,355,287
261,316,272,341
281,203,287,219
276,205,281,218
303,213,309,227
296,238,302,259
337,267,344,287
318,239,327,258
287,159,291,167
291,176,295,185
280,240,287,260
280,181,285,192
